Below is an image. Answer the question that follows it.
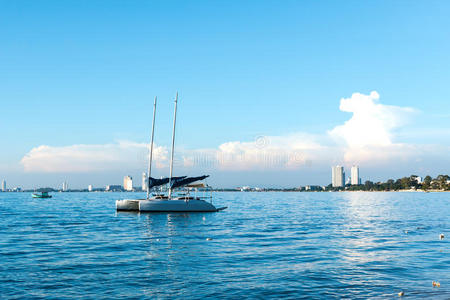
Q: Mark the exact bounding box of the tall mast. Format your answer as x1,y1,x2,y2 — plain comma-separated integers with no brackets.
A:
146,96,157,199
168,92,178,199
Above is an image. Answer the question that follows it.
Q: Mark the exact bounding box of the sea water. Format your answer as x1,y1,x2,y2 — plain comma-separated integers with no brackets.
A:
0,192,448,299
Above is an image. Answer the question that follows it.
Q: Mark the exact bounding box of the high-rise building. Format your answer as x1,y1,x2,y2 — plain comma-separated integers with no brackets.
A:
332,166,345,187
62,181,68,192
1,180,6,192
351,165,360,185
142,172,148,191
123,176,133,191
88,185,93,192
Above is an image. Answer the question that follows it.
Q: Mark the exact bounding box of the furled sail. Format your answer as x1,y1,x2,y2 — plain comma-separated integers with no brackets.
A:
170,175,209,189
148,176,186,190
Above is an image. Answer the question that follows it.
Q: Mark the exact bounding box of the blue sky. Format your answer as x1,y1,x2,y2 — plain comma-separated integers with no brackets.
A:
1,1,449,188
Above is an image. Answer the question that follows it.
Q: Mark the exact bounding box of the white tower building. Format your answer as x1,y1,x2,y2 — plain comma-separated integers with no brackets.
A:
1,180,6,192
88,185,93,192
332,166,345,187
142,172,148,191
351,165,360,185
123,176,133,191
62,181,68,192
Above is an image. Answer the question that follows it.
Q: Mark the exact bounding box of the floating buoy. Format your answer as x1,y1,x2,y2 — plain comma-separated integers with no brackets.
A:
398,291,404,297
206,237,213,241
404,230,408,234
439,234,444,240
433,281,441,287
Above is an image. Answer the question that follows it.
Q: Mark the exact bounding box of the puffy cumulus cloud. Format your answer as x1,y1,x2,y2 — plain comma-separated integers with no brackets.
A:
21,141,168,173
327,91,419,165
181,91,420,170
329,91,416,148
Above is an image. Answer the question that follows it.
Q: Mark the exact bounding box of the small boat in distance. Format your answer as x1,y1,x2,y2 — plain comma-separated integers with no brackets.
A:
32,192,52,198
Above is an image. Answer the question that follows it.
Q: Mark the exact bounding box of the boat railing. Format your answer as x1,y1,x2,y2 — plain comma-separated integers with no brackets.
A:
181,185,213,203
149,180,214,203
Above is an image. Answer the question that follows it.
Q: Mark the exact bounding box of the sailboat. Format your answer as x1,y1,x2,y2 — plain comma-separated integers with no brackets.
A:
116,93,226,212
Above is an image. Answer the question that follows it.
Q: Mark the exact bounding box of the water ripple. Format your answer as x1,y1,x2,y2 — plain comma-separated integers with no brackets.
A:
0,192,449,299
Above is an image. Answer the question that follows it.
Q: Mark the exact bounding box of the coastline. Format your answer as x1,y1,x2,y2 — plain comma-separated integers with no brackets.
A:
4,189,449,193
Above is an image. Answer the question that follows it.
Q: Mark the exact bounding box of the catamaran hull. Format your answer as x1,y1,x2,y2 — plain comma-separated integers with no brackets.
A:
116,199,140,211
116,199,225,212
139,199,219,212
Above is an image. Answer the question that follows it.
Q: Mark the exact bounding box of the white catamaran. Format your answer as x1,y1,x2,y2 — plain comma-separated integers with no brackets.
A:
116,93,226,212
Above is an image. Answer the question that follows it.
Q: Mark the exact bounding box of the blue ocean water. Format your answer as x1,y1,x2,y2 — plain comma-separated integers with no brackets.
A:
0,192,448,299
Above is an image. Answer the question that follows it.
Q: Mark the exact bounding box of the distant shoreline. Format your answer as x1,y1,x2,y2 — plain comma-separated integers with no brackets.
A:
3,189,449,193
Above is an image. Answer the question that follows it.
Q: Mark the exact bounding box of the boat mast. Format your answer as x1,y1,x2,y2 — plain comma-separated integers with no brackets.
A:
168,92,178,199
146,96,157,199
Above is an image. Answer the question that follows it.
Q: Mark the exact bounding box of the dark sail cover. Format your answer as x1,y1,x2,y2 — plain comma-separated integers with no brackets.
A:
170,175,209,189
148,176,186,190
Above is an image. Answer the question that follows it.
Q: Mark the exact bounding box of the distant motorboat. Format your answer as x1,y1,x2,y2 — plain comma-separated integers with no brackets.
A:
32,192,52,198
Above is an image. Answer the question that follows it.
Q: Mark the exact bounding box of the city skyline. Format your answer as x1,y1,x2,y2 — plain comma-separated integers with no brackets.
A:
1,1,449,188
1,166,448,191
0,166,431,191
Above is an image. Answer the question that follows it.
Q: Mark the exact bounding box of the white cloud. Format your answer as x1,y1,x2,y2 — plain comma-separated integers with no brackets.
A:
328,91,416,148
179,91,420,170
325,91,419,165
21,141,168,173
181,133,335,171
21,91,438,175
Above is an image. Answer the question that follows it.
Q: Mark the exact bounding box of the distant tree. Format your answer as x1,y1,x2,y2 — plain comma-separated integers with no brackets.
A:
386,179,395,191
364,180,374,190
313,173,448,192
435,175,450,190
399,177,411,189
422,175,432,190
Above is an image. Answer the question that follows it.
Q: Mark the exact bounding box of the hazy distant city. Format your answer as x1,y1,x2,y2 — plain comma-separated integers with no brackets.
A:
2,165,449,193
